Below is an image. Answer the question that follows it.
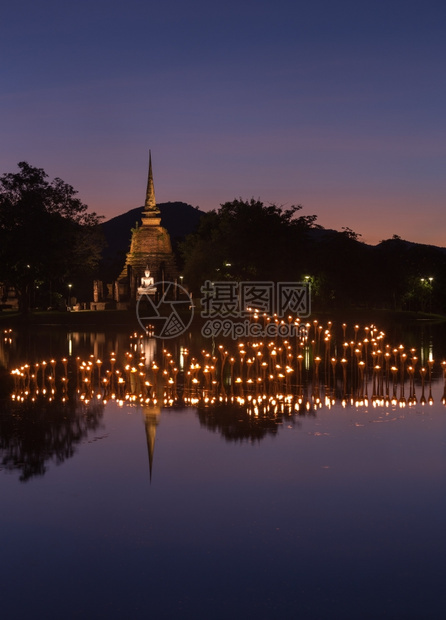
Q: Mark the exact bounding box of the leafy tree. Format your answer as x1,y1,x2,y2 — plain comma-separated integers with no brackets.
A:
180,198,318,291
179,197,446,314
371,237,412,310
309,227,372,309
0,162,104,312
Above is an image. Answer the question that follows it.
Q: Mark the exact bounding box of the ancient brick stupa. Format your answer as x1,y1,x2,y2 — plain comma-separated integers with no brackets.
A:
117,152,177,301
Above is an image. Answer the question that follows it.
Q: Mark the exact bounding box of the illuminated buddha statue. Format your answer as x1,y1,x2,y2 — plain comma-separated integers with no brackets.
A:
137,268,156,296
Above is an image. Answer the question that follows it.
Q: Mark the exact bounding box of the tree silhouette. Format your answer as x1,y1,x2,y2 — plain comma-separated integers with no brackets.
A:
0,162,104,312
180,198,318,290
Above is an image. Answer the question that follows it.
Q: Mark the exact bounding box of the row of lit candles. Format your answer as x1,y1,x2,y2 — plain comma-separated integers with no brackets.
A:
7,322,446,408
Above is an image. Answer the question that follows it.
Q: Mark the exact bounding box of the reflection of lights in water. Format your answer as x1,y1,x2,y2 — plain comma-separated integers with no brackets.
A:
141,338,156,366
304,345,310,371
179,347,188,371
6,321,446,415
429,340,434,362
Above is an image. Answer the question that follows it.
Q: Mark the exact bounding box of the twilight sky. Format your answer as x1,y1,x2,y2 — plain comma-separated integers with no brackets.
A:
2,0,446,246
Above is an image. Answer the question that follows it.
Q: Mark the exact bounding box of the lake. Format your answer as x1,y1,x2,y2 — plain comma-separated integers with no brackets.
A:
1,319,446,619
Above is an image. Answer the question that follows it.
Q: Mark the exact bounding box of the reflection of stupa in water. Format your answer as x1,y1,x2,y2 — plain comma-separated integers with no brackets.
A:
142,403,161,481
117,152,177,302
140,337,159,481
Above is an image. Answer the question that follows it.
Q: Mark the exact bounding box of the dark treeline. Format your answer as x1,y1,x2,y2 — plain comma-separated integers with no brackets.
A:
0,162,104,313
180,199,445,314
1,161,444,317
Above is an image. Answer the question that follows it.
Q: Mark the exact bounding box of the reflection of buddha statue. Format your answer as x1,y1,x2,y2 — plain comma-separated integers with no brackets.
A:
137,267,157,296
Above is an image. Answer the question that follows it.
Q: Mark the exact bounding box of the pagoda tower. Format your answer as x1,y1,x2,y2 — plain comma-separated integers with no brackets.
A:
118,152,177,301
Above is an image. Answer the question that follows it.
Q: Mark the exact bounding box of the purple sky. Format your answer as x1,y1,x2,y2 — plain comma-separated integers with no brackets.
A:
2,0,446,246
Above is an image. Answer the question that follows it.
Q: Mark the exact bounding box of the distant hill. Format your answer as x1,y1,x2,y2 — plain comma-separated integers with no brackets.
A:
98,201,204,280
309,228,446,253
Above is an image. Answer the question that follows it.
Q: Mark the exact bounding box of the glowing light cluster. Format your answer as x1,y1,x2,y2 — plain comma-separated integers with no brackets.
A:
6,319,445,412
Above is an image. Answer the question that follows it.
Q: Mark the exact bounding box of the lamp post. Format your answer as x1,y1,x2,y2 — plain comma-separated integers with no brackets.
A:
420,277,434,313
67,284,72,310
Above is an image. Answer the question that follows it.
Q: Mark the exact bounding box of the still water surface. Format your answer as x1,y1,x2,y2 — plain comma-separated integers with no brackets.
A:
1,323,446,619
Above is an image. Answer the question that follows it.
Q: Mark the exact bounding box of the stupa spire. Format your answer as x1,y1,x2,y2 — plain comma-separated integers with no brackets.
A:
117,151,177,300
144,150,158,214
